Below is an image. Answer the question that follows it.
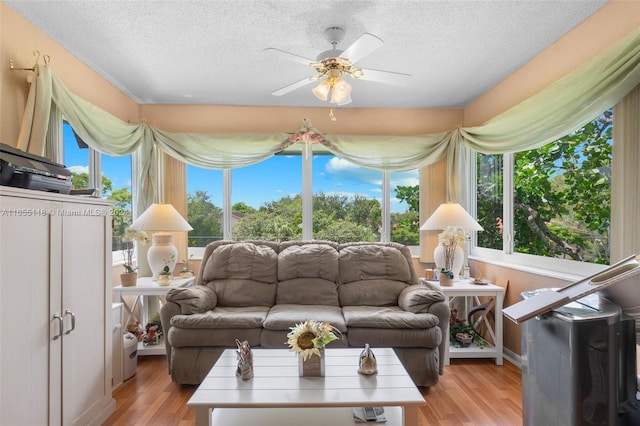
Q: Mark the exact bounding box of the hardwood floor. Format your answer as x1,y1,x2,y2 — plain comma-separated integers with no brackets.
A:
104,356,522,426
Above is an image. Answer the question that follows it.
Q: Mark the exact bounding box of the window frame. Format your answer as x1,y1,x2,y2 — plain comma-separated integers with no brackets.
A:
469,150,607,280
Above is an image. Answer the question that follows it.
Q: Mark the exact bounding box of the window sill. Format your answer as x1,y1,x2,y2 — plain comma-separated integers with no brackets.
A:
469,248,608,283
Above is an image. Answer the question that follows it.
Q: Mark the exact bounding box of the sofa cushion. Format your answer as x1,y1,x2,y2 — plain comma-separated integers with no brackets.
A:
342,306,440,329
338,244,413,283
170,306,270,329
338,244,413,306
203,242,278,282
398,285,445,313
276,243,340,305
167,327,263,348
201,242,278,307
263,304,347,333
347,327,442,349
166,285,217,314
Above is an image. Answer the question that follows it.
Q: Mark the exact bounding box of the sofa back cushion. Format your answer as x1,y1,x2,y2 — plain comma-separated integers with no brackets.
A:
201,241,278,307
338,242,415,306
276,242,340,305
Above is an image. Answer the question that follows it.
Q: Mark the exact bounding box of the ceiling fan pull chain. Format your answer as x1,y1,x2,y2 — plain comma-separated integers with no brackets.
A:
329,108,336,122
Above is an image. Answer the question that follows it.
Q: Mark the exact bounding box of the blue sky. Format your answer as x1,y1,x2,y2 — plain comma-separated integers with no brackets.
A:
63,123,417,212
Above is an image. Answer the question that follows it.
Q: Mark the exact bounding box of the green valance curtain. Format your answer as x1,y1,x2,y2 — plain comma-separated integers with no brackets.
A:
15,27,640,216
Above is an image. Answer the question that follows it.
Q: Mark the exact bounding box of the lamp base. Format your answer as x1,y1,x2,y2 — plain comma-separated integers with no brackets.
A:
433,245,465,281
147,233,178,281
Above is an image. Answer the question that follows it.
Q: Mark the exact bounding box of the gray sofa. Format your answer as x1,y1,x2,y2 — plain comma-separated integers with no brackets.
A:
160,240,450,386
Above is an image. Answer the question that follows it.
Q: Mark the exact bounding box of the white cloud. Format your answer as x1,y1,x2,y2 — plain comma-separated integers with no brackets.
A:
325,158,381,185
390,171,419,188
68,165,89,174
325,157,419,189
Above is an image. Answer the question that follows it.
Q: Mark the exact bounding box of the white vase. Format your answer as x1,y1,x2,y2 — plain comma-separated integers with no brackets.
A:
147,233,178,281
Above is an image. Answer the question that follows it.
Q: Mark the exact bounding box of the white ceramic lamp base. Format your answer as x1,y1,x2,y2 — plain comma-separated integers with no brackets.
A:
147,233,178,281
433,244,465,281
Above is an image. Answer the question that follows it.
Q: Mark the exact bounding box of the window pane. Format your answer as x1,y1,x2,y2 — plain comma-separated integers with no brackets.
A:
187,165,224,246
311,153,381,243
63,122,90,190
232,155,302,241
103,152,132,253
477,153,504,250
512,110,612,264
390,170,420,245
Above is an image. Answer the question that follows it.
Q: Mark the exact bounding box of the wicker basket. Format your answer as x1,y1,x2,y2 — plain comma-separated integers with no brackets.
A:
120,272,137,287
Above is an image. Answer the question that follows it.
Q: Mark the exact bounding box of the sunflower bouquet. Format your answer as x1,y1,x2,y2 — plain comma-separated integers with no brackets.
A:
286,320,341,361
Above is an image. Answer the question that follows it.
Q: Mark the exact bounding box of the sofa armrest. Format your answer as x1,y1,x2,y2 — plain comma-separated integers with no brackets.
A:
397,285,450,376
398,285,445,313
159,300,182,372
427,300,451,375
166,285,218,314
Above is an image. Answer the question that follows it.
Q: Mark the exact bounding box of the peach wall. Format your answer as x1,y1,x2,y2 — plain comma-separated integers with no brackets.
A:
465,0,640,126
0,3,139,146
140,104,462,135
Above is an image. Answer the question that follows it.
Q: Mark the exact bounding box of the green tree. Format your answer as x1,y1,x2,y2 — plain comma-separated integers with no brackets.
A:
107,187,132,249
477,110,612,264
187,191,223,246
391,185,420,245
71,171,112,194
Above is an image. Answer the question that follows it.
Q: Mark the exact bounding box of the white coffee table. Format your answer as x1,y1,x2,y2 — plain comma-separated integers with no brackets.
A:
187,347,425,426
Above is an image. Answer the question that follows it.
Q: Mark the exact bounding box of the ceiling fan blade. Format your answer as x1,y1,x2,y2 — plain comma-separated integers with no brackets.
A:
263,47,314,66
340,33,384,64
357,68,411,87
272,77,315,96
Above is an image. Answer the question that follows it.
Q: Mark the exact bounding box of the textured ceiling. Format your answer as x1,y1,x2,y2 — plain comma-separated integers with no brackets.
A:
6,0,608,108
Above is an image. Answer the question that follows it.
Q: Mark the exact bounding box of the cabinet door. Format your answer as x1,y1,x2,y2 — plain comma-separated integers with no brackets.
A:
61,202,112,425
0,196,62,426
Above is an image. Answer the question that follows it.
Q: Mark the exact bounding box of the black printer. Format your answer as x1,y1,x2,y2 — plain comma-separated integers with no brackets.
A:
0,143,72,194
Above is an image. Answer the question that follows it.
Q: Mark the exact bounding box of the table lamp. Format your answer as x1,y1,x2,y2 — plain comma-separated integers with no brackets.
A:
420,202,483,279
130,203,193,280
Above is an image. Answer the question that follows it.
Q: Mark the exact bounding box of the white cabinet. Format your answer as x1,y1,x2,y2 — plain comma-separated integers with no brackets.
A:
0,187,115,425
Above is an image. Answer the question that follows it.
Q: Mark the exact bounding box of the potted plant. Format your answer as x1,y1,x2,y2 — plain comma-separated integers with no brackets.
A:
120,227,148,286
157,265,172,286
437,226,467,285
179,254,195,278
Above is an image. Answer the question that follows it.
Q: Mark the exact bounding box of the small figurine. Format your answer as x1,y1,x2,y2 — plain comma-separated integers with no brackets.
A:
143,323,160,345
235,339,253,380
358,343,378,375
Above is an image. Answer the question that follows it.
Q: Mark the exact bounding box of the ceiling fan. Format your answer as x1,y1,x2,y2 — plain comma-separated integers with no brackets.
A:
264,26,411,106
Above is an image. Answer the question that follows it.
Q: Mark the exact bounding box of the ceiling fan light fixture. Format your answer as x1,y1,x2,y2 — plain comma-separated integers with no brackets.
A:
330,77,351,104
312,80,331,101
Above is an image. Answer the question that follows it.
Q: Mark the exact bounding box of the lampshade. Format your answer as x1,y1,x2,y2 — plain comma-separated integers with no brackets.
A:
420,203,483,231
130,204,192,281
331,77,352,104
130,203,193,232
312,80,331,101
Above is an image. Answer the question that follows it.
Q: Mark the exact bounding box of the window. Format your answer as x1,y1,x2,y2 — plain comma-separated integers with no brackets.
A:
185,146,416,246
62,121,133,253
312,153,381,243
186,166,224,247
232,155,302,241
390,170,420,246
475,110,612,270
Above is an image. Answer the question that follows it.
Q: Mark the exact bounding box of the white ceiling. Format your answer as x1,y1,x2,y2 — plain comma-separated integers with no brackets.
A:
6,0,609,109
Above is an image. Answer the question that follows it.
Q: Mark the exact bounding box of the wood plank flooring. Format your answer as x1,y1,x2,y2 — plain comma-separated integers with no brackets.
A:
104,355,522,426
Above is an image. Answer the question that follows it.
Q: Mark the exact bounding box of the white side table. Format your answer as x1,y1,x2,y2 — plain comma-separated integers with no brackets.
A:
113,276,195,355
422,278,504,366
